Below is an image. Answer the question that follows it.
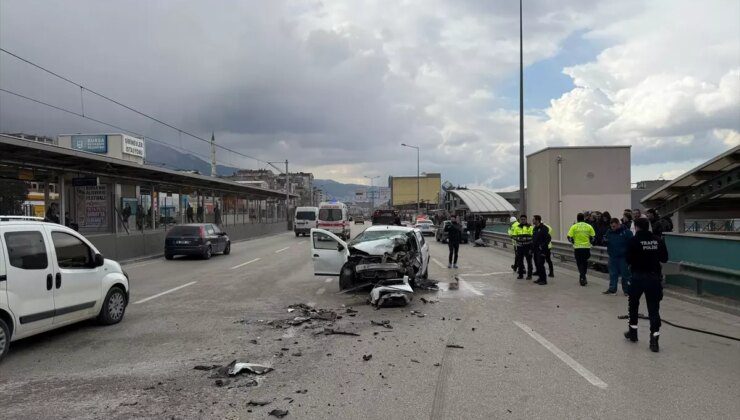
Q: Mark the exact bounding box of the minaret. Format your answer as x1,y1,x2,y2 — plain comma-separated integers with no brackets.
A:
210,132,217,177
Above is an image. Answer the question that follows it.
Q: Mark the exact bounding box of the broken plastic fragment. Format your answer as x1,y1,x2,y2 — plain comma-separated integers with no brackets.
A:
247,400,272,406
228,362,274,376
268,409,289,418
362,354,372,361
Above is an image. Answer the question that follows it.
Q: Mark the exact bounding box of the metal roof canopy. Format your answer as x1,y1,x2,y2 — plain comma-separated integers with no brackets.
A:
0,134,296,199
641,145,740,214
447,188,516,214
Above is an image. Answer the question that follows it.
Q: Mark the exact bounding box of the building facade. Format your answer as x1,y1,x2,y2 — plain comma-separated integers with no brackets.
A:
389,173,442,209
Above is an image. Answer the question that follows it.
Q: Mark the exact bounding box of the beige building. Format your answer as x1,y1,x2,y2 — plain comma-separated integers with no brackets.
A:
527,146,631,241
389,173,441,208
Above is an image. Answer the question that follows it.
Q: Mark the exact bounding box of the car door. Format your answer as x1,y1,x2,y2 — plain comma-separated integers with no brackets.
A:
47,228,102,324
413,230,428,275
1,226,55,336
310,229,349,276
205,224,221,252
211,224,225,252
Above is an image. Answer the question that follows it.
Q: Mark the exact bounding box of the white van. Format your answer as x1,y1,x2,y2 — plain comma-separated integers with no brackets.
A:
317,202,351,240
0,216,130,361
294,206,319,237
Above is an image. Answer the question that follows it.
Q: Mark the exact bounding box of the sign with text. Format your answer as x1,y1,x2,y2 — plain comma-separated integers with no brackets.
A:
75,185,108,228
71,177,99,187
122,135,145,158
71,135,108,154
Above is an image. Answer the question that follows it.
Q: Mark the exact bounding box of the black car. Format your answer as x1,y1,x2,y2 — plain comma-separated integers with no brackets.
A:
164,224,230,260
435,220,469,244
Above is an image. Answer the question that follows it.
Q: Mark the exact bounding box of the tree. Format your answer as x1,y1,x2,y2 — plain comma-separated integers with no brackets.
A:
0,179,29,215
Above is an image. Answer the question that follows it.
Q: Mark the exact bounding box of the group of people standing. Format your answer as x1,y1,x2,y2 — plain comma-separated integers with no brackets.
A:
508,214,554,285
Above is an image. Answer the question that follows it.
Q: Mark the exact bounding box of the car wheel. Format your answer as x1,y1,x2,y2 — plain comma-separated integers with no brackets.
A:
223,242,231,255
339,264,354,290
165,253,174,260
203,245,212,260
98,287,127,325
295,231,299,237
0,317,10,362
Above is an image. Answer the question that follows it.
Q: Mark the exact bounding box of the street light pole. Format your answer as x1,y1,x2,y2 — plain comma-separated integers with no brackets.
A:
401,143,420,214
518,0,526,215
267,159,290,228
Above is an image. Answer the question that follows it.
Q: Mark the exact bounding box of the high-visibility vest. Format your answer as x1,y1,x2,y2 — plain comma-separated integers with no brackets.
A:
511,224,533,246
544,223,554,249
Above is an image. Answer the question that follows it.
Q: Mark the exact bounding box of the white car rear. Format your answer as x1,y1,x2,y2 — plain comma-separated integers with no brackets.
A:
415,221,435,236
0,216,129,361
294,207,318,237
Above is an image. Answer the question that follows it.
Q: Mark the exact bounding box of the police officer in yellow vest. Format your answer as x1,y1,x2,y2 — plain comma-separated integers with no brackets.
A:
512,214,534,279
567,213,596,286
508,216,519,272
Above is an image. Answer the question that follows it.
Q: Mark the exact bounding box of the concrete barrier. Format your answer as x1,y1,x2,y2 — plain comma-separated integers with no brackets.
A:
86,222,288,261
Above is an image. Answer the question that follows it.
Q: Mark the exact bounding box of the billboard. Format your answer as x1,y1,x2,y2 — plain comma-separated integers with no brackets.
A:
122,135,145,158
71,135,108,153
390,174,441,207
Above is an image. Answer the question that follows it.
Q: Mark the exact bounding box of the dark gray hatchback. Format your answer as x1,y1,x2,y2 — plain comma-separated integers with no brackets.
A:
164,224,230,260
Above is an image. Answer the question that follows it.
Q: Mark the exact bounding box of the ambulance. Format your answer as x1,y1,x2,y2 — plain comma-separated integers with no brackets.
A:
317,202,351,240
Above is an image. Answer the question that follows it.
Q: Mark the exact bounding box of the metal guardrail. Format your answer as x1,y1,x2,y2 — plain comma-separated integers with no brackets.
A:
480,231,739,297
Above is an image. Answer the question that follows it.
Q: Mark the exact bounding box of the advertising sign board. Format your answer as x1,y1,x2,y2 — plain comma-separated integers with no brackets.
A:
71,135,108,153
122,135,145,158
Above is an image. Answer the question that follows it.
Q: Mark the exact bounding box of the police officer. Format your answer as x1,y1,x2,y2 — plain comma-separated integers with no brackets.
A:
531,215,551,285
512,214,533,279
567,213,595,286
624,218,668,352
508,216,520,272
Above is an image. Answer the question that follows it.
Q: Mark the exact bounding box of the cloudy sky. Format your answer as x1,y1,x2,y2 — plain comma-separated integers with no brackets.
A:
1,0,738,188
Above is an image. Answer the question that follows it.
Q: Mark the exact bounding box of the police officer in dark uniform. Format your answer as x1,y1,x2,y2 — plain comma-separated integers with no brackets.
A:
624,218,669,352
531,215,551,285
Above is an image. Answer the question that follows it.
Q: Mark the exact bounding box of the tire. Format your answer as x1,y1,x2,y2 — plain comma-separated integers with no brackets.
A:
203,245,212,260
165,253,174,260
338,264,354,290
98,287,127,325
0,317,10,362
295,232,299,237
223,242,231,255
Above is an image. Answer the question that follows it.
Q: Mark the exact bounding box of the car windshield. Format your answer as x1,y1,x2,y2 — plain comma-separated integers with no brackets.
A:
167,226,200,237
417,221,432,225
351,229,407,244
319,208,343,221
296,211,316,221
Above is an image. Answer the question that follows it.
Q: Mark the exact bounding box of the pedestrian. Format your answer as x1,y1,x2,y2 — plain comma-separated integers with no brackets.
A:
136,204,144,230
214,203,222,227
595,211,611,246
512,214,533,280
196,203,204,223
445,215,463,269
624,218,669,352
186,203,194,223
540,219,555,278
567,213,595,286
45,203,60,224
531,215,551,285
604,217,632,295
508,216,520,273
646,208,673,239
478,216,486,240
621,209,633,231
466,214,476,242
630,208,649,235
121,203,132,230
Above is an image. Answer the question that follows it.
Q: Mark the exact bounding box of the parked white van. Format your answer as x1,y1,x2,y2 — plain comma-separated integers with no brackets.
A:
0,216,130,361
294,206,319,237
317,202,351,240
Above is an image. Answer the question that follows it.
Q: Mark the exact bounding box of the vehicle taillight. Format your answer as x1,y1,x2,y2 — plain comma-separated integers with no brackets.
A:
199,226,206,240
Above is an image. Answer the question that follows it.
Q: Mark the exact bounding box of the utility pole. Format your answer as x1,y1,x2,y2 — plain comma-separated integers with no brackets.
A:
518,0,526,215
401,143,420,214
210,132,217,177
267,159,291,228
364,175,380,212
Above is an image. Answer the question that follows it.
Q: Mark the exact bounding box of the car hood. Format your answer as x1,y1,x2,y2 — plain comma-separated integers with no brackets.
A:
349,236,408,255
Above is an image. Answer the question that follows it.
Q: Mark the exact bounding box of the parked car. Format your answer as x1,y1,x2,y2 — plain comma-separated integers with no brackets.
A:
414,220,435,236
435,220,469,243
0,216,130,362
294,206,318,237
354,215,365,224
310,225,429,291
164,224,230,260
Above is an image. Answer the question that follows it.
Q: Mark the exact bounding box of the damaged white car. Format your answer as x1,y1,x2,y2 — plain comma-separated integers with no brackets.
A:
310,226,430,302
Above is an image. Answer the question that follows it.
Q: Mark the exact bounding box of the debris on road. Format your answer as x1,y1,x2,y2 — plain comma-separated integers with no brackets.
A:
415,278,440,291
446,344,464,349
420,297,438,304
193,364,220,371
316,328,360,337
268,409,289,418
410,310,426,318
227,361,274,376
370,277,413,308
371,320,393,329
346,307,358,314
410,359,420,363
362,354,373,361
247,400,272,406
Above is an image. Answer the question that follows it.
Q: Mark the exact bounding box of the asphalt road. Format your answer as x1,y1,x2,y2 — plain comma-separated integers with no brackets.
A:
1,225,738,419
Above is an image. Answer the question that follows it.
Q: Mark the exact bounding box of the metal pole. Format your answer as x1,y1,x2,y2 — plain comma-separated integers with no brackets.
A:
416,147,420,214
518,0,526,215
285,160,290,228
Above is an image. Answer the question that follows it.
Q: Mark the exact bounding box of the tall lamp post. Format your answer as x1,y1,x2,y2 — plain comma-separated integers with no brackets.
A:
364,175,380,212
400,143,420,214
518,0,526,215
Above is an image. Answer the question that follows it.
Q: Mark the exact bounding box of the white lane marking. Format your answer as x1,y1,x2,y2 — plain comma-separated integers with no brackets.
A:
455,276,484,296
123,259,160,269
133,281,197,305
275,247,290,253
325,278,333,283
432,258,447,268
514,321,608,389
230,257,261,270
461,271,511,276
316,287,326,295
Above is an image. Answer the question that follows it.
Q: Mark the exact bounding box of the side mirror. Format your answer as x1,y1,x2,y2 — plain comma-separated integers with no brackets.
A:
94,253,105,267
218,232,227,236
337,243,345,252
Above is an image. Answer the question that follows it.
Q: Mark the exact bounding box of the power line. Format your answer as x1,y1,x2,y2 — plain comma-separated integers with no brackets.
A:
0,87,228,165
0,47,268,164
